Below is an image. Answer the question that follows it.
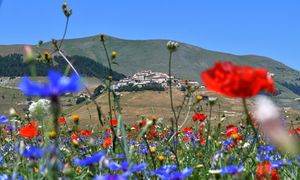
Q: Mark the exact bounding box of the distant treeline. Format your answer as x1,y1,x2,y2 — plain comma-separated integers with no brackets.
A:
0,54,125,80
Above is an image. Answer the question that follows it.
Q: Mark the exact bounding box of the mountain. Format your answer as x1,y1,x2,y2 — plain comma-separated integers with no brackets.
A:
0,35,300,109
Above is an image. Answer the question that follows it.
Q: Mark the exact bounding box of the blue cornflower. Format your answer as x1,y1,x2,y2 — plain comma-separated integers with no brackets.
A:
210,165,243,175
223,138,233,147
115,154,126,159
19,70,82,97
106,161,147,177
107,161,129,171
22,146,44,159
73,151,105,166
271,160,292,169
152,165,193,179
0,115,9,124
258,145,275,152
4,125,15,131
220,165,243,174
93,174,126,180
169,168,193,179
256,153,272,161
0,174,9,180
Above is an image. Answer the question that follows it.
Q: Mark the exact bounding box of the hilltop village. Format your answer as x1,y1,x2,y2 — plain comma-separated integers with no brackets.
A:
111,70,201,91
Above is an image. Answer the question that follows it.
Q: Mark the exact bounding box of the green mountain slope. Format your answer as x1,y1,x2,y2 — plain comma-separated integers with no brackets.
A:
1,35,300,108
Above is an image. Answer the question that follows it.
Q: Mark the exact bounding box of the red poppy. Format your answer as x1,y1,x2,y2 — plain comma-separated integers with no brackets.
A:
19,121,38,138
193,113,206,122
199,137,206,145
289,129,296,135
289,127,300,135
71,134,79,140
80,130,92,136
183,136,190,142
58,117,66,123
140,120,147,127
110,119,118,127
182,127,193,134
150,125,156,130
148,131,158,139
256,162,280,180
105,129,112,133
201,61,276,98
133,125,139,130
102,137,112,148
225,125,239,137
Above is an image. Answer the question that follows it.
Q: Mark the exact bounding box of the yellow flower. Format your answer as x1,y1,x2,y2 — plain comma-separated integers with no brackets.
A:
152,115,158,121
150,146,156,153
111,51,117,59
72,139,79,146
196,152,203,158
75,166,82,173
197,95,203,101
48,131,57,139
157,155,165,161
72,114,80,122
34,167,39,173
231,133,239,139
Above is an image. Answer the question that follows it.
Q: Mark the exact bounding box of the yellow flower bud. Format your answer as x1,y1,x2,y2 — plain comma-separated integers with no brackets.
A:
111,51,117,59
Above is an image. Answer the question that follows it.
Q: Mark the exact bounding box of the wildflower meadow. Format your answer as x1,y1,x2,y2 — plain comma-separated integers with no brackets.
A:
1,2,300,180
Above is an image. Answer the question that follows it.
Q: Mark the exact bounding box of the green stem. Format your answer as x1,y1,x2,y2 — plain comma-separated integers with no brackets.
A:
205,104,213,151
143,137,157,170
101,41,117,152
168,51,177,129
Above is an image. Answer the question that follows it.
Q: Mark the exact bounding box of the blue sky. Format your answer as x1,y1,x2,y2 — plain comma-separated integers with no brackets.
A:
0,0,299,70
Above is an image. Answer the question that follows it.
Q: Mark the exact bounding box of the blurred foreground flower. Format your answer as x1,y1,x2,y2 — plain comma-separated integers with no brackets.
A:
201,61,276,98
19,70,82,97
253,95,299,154
23,46,35,63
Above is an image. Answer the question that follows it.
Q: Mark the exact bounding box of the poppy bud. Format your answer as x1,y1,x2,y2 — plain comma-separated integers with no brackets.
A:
62,2,67,10
44,51,52,62
99,34,105,41
152,115,157,121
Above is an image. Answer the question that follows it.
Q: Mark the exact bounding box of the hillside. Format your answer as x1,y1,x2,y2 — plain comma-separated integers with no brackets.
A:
0,35,299,109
